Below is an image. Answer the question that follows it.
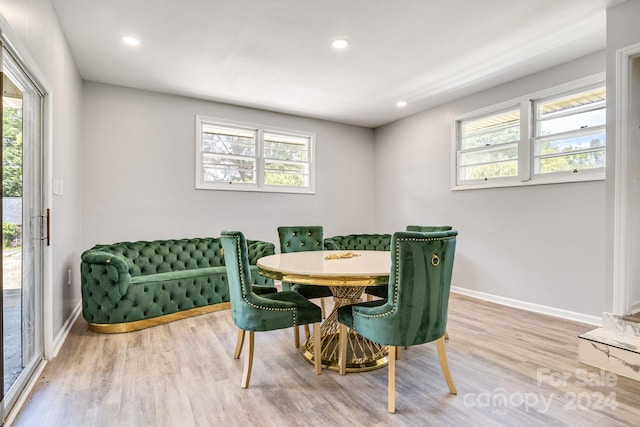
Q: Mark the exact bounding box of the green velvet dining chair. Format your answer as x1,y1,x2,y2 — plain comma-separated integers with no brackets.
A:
337,230,458,413
278,226,334,348
363,228,452,301
220,230,322,388
404,225,453,341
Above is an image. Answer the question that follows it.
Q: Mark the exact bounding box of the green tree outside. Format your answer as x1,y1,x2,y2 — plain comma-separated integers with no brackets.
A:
2,222,19,247
3,107,23,197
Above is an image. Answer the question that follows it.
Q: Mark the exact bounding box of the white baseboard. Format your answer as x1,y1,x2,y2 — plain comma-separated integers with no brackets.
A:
451,286,602,326
49,300,83,358
5,300,82,427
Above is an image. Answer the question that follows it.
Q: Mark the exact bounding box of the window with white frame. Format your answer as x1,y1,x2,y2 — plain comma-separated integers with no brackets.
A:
457,107,521,183
196,116,314,193
532,86,606,176
453,76,606,189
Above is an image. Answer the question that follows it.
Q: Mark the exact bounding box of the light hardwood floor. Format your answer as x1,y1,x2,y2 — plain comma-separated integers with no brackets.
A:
10,293,640,426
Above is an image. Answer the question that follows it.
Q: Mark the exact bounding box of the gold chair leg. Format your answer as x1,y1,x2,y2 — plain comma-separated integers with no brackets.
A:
396,346,402,360
304,324,311,339
313,322,322,375
320,298,327,318
338,323,348,375
388,345,397,413
435,337,457,395
241,331,255,389
234,329,245,359
294,326,300,348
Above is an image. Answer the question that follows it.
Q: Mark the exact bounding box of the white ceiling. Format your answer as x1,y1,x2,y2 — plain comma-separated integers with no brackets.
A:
51,0,623,128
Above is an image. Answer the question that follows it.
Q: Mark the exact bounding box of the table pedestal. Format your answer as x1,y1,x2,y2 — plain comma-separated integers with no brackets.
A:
301,286,388,372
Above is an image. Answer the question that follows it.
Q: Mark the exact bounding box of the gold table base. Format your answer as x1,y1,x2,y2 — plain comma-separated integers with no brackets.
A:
301,286,388,372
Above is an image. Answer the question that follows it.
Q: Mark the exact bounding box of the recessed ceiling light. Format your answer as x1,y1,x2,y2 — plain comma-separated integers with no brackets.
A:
332,38,350,49
121,35,141,46
396,101,408,108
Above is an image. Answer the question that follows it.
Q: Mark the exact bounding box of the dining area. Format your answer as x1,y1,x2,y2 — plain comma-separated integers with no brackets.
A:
13,244,640,426
220,225,458,413
15,226,640,427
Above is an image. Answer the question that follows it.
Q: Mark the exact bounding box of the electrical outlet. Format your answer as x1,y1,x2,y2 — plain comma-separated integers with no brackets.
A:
67,268,72,286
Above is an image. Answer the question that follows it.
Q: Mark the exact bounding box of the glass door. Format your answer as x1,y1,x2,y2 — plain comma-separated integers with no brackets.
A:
1,42,44,419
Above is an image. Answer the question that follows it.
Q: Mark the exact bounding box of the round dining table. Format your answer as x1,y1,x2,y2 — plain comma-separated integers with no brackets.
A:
257,250,391,372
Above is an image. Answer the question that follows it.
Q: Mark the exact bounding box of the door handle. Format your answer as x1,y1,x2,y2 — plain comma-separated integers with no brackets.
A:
46,208,50,246
40,208,50,246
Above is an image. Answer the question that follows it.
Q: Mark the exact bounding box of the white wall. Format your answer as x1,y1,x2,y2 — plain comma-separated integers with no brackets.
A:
81,82,375,248
374,51,607,318
0,0,83,349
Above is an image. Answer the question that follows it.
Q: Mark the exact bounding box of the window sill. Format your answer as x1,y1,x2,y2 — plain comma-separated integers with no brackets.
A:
196,183,315,194
452,172,605,191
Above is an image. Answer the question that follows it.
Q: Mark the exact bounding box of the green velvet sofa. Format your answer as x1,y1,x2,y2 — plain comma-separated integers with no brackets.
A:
323,233,391,251
80,237,275,333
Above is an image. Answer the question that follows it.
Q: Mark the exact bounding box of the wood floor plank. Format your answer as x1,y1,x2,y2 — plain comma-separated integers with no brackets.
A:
9,293,640,426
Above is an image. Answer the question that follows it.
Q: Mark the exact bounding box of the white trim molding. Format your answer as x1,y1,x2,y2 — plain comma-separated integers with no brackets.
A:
452,286,602,326
0,9,55,358
613,42,640,315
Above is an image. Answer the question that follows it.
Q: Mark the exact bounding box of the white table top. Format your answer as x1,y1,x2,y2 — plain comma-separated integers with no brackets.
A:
257,250,391,286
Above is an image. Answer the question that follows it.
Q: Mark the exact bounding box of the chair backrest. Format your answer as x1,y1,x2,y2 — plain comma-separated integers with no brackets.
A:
353,230,457,347
222,230,316,333
406,225,453,232
278,226,324,253
220,230,256,329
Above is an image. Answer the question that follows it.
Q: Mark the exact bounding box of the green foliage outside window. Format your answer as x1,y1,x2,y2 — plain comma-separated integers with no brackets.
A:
537,136,606,174
3,222,19,247
462,161,518,180
264,162,306,186
3,107,23,197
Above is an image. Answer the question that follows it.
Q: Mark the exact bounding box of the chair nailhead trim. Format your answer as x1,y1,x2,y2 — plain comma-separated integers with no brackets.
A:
233,236,299,325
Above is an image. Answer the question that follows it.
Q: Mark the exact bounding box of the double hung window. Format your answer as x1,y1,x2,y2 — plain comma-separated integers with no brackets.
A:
196,116,314,193
457,107,521,183
532,86,606,175
454,75,606,189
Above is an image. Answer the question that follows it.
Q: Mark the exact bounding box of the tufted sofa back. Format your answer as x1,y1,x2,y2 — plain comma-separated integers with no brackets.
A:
85,237,273,277
324,234,391,251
